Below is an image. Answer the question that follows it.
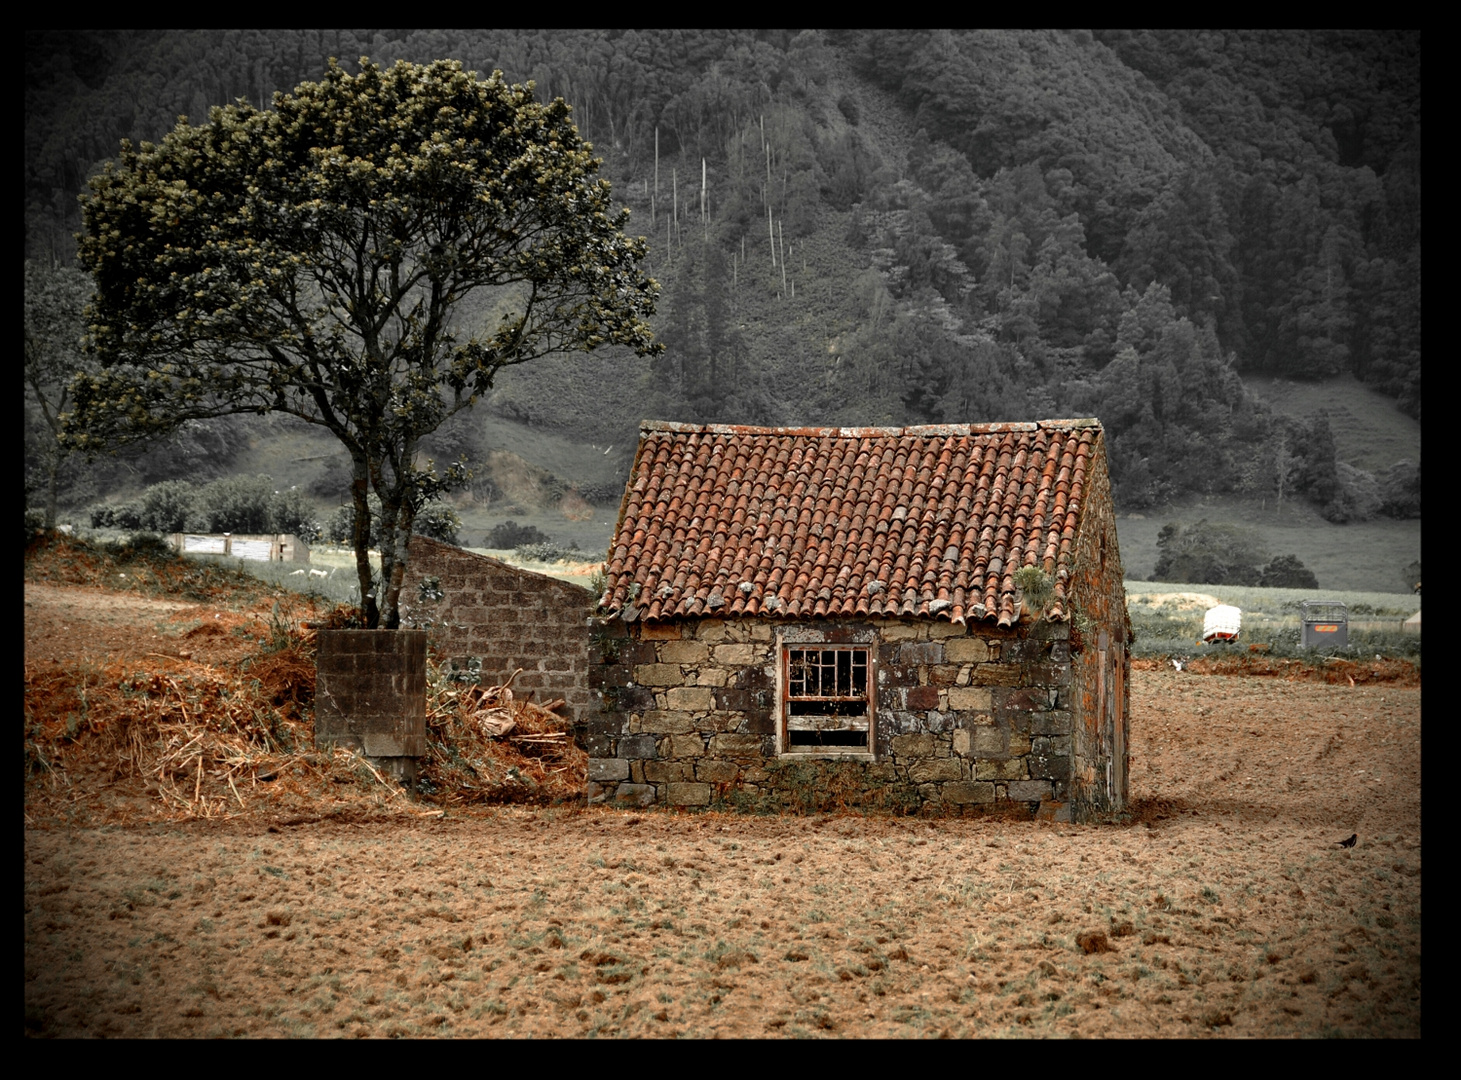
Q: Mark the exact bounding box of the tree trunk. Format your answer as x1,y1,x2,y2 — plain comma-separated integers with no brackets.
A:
349,454,377,628
379,497,416,631
44,449,61,531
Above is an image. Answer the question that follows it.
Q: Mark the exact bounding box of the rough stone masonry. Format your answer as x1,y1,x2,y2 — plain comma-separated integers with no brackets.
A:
314,628,427,784
582,614,1076,818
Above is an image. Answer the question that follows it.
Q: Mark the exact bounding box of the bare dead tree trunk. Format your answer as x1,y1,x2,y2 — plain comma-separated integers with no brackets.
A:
780,220,787,297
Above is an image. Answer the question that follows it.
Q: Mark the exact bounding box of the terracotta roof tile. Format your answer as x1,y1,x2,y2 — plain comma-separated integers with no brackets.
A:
602,420,1101,627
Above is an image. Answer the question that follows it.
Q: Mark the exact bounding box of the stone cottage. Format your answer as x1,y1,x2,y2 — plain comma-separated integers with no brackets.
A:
584,420,1130,822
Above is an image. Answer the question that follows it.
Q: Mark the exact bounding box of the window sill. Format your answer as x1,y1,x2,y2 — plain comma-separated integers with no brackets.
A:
777,750,876,762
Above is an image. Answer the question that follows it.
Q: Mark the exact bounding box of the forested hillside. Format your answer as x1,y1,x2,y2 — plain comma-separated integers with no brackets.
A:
25,29,1420,520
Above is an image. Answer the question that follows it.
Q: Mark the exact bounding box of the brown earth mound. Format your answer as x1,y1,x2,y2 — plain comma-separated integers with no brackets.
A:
1132,654,1419,685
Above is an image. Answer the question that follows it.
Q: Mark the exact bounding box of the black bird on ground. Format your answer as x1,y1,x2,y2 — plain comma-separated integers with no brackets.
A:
1336,834,1357,848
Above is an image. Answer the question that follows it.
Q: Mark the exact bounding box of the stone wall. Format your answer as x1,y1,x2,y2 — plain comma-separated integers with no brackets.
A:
1065,433,1132,821
396,536,595,724
581,615,1078,817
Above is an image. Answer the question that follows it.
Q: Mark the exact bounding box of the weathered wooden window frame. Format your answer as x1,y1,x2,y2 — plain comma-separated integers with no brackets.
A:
778,642,876,757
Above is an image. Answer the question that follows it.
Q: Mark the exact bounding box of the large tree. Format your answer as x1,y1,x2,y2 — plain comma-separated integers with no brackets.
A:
69,57,661,627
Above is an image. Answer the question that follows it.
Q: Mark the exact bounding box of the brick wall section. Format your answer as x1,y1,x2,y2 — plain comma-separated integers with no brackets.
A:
397,536,594,724
1065,434,1131,822
581,615,1078,817
315,629,427,757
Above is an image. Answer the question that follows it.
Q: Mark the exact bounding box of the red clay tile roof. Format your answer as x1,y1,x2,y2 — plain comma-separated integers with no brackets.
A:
601,420,1102,628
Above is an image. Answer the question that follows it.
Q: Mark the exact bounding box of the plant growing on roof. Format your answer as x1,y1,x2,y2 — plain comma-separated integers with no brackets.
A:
67,57,662,628
1013,564,1055,620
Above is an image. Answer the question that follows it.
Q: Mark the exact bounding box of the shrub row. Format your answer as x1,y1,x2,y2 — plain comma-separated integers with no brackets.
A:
87,478,465,549
484,520,551,549
514,540,582,564
89,477,322,542
1153,520,1319,588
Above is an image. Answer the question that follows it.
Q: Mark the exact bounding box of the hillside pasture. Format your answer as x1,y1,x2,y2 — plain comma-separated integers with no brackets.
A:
1116,497,1420,596
1243,374,1420,475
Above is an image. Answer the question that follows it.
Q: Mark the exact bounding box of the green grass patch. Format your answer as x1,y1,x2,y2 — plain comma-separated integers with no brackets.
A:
1243,373,1419,475
1125,578,1419,660
1117,493,1419,595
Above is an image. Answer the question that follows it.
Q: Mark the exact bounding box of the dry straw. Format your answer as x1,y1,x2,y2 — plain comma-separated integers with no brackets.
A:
25,534,587,822
421,664,587,805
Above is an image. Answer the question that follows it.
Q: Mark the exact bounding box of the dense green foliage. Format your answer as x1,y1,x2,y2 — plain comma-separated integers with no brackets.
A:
322,492,459,547
64,57,660,628
484,520,551,549
1258,555,1319,590
410,502,463,546
28,30,1419,522
325,496,381,548
1154,519,1266,585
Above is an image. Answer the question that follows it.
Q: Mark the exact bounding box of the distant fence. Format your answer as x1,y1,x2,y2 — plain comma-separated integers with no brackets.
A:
169,533,310,563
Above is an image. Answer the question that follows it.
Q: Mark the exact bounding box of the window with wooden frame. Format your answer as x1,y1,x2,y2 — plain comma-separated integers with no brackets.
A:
781,645,873,753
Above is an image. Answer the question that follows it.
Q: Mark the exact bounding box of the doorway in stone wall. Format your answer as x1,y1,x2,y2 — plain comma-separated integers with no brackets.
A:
1097,630,1126,808
1110,640,1126,807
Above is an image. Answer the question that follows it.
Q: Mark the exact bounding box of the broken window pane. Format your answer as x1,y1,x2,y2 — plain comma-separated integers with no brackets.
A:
784,646,870,751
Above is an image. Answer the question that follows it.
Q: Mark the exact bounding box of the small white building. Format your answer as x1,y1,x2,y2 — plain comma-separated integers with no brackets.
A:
170,533,310,563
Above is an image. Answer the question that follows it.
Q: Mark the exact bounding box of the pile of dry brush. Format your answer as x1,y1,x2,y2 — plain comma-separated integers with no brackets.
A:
22,613,403,823
26,644,588,821
421,667,587,805
24,532,587,820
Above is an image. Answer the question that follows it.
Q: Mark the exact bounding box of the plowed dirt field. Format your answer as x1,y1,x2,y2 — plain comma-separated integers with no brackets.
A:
25,580,1421,1038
